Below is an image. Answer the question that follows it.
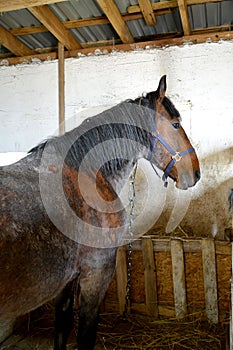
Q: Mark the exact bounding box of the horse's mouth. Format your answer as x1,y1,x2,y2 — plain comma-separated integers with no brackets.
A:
176,182,189,190
176,171,200,190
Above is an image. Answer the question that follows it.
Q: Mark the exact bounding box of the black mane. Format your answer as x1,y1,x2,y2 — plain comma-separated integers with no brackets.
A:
29,102,156,177
29,92,180,178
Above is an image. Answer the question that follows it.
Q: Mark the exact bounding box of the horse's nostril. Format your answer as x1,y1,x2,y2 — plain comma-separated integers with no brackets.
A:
195,170,201,182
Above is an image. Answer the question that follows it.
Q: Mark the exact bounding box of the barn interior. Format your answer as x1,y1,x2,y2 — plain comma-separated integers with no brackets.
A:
0,0,233,349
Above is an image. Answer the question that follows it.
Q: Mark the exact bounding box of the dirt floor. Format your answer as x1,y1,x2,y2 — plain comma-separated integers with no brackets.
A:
0,308,228,350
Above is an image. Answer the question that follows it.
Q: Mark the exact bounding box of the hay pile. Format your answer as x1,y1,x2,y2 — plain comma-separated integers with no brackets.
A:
0,309,227,350
97,313,227,350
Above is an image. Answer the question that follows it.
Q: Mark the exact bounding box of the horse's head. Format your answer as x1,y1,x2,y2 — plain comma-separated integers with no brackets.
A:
141,75,200,190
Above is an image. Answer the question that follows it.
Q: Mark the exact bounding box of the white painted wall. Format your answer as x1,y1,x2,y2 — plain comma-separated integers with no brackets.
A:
0,41,233,239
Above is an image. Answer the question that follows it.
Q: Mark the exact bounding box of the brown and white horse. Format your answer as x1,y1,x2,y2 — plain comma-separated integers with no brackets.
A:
0,76,200,350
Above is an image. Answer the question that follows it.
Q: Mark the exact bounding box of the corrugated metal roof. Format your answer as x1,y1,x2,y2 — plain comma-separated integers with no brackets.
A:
0,0,233,61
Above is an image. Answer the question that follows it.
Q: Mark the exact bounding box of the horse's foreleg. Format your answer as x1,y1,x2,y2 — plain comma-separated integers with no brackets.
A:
54,278,78,350
77,263,116,350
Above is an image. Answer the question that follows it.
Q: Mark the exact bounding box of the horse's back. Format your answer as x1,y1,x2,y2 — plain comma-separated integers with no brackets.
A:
0,154,121,320
0,156,43,237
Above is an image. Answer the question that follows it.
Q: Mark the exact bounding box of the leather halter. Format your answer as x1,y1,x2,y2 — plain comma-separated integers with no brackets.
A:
148,134,195,187
135,96,195,187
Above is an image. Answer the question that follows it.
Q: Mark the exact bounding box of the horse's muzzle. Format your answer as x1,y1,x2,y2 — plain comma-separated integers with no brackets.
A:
176,169,201,190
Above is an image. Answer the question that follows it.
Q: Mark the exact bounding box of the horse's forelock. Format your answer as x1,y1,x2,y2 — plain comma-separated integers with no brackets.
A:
162,96,181,120
143,91,181,120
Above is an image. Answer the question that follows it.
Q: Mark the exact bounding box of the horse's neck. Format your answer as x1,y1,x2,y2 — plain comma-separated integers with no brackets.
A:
63,104,152,191
106,159,137,194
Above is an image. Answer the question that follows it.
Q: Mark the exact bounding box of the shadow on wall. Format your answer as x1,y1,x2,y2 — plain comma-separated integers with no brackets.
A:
151,147,233,240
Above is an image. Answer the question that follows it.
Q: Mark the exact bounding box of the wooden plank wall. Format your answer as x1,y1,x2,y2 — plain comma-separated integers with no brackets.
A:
103,236,231,323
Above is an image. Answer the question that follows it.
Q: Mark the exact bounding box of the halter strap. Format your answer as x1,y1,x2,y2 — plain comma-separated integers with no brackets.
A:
136,96,195,188
148,134,195,187
148,135,157,161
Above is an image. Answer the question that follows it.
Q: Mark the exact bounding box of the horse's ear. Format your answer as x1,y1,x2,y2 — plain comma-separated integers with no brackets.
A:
156,75,167,102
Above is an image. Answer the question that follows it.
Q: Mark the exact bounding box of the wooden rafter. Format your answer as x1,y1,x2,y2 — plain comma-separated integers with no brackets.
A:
11,10,171,37
28,5,82,50
127,0,228,13
138,0,156,26
0,0,65,12
3,29,233,67
96,0,134,44
0,25,35,56
0,0,231,61
177,0,191,35
128,0,178,13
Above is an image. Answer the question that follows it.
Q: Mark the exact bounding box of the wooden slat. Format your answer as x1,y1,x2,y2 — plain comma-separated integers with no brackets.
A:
142,237,158,317
116,246,128,315
132,237,231,255
171,238,187,318
202,239,219,323
0,0,65,12
177,0,191,35
58,43,65,135
104,301,176,318
96,0,134,44
138,0,156,26
29,5,82,50
0,25,34,56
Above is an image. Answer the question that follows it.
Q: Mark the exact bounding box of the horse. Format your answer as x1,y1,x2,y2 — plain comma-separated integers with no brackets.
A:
0,76,200,350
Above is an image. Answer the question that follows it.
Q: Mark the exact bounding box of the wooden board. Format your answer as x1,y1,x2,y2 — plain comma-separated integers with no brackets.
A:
116,246,128,315
105,237,231,322
202,239,219,323
171,238,187,318
142,237,158,317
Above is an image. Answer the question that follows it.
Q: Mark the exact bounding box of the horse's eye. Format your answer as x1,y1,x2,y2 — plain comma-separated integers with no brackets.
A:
172,122,180,129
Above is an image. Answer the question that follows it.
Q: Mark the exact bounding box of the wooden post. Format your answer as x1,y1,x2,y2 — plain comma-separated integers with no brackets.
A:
116,246,128,315
58,42,65,135
171,238,187,318
202,238,219,323
142,236,158,318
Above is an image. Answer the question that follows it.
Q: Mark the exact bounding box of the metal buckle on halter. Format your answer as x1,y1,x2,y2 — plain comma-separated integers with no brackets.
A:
172,152,182,162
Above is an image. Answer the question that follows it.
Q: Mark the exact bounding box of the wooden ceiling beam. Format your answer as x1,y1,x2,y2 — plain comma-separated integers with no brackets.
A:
138,0,156,26
0,25,35,56
128,0,227,13
11,10,171,37
128,0,177,13
0,0,226,13
3,29,233,67
6,23,231,56
0,0,65,12
29,5,82,50
96,0,134,44
177,0,191,35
